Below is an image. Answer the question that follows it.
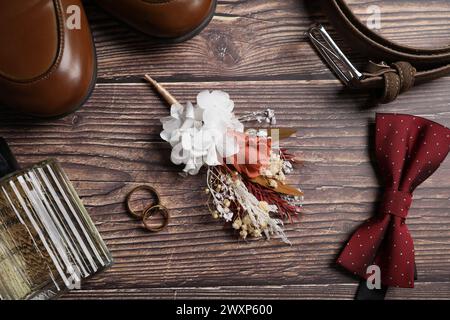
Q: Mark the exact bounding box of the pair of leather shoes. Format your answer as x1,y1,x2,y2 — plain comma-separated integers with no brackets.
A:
0,0,217,118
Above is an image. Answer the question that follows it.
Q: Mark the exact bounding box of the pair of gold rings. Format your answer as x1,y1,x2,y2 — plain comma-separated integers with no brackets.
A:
125,185,169,232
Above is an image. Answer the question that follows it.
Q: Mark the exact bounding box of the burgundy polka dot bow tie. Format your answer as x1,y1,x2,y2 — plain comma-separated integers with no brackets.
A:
337,113,450,288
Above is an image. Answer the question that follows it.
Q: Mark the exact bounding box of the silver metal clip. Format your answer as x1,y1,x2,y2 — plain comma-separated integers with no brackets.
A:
307,24,364,86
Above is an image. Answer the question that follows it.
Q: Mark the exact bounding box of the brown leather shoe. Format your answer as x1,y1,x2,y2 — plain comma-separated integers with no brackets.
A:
0,0,96,118
96,0,217,42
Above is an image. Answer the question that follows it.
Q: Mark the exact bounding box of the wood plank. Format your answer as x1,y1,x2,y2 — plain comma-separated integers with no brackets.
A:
62,282,450,300
1,0,450,299
1,79,449,297
86,0,450,81
347,0,450,48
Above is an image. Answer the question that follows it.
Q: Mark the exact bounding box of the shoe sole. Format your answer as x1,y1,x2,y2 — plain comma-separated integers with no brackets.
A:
96,0,218,44
156,0,218,43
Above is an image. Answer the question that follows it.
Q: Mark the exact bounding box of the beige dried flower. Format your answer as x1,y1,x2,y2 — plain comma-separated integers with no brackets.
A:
276,171,286,181
232,218,242,230
242,215,251,225
252,229,262,238
268,179,278,189
258,201,270,212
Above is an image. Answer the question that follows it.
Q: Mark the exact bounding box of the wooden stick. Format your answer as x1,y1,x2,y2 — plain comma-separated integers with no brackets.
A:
144,75,180,107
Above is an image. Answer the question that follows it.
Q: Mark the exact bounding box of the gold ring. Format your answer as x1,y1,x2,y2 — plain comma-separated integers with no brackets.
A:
142,205,170,232
126,185,161,218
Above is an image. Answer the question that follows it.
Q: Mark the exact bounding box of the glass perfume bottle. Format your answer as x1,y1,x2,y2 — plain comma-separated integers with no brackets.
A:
0,138,113,300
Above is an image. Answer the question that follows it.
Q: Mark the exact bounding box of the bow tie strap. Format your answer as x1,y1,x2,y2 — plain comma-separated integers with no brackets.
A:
380,189,412,219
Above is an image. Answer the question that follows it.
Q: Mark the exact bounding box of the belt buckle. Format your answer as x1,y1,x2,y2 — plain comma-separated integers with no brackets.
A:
307,24,364,86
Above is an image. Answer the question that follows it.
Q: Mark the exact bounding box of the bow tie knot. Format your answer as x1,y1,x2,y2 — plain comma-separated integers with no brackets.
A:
380,189,412,219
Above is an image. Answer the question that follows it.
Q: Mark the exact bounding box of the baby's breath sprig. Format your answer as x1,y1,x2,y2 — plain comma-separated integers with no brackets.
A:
238,108,276,125
206,166,290,243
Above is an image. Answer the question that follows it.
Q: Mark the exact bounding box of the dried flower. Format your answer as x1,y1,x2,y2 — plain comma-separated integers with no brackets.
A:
232,219,242,230
238,108,276,125
268,179,278,188
258,201,270,212
252,229,262,238
206,166,290,243
242,215,251,225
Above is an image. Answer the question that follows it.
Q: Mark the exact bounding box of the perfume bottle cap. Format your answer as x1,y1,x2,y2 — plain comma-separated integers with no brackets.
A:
0,138,20,178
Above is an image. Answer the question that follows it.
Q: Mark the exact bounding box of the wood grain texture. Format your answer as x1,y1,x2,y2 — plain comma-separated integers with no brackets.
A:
62,282,450,300
1,0,450,299
86,0,450,81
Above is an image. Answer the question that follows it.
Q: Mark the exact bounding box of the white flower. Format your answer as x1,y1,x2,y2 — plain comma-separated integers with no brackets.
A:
197,90,244,133
197,90,244,160
160,91,243,175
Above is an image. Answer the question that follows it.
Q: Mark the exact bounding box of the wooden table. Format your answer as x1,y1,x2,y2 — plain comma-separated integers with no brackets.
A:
1,0,449,300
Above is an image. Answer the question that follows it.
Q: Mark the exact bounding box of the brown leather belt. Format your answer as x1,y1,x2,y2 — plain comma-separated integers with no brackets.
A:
308,0,450,103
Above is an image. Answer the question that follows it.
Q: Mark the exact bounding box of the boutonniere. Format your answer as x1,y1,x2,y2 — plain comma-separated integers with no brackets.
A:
145,75,303,244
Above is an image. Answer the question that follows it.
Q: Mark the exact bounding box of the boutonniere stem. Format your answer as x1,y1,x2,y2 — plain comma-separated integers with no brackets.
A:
144,74,180,106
